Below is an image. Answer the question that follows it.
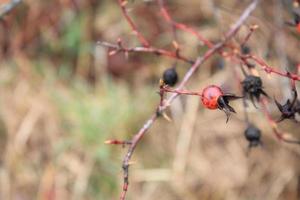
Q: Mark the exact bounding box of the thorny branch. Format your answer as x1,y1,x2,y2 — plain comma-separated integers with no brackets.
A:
114,0,260,199
243,54,300,80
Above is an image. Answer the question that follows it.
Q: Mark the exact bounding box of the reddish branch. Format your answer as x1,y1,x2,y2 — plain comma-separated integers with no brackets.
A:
157,0,214,48
114,0,196,64
241,54,300,80
114,1,260,199
241,24,259,46
97,40,194,64
118,0,150,47
104,139,132,146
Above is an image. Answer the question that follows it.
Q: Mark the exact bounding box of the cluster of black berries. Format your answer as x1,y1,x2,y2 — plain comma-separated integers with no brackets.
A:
161,64,300,150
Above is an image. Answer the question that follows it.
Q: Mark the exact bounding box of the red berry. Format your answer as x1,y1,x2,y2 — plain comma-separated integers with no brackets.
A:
201,85,223,109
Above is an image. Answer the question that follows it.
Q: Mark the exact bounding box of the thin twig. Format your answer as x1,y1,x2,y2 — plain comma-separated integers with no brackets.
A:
162,87,202,96
240,24,258,46
241,54,300,81
118,0,150,47
97,41,194,64
157,0,213,48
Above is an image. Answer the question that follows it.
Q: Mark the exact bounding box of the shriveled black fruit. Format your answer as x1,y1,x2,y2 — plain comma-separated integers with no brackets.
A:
244,124,261,147
162,68,178,86
275,88,300,122
242,75,268,107
241,45,251,55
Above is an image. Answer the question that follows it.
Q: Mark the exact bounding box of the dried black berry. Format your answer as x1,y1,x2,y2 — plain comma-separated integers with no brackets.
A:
242,75,268,107
275,89,300,122
162,68,178,86
241,45,251,55
244,124,261,147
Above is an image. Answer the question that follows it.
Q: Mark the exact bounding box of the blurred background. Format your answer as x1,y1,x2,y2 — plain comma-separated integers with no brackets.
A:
0,0,300,199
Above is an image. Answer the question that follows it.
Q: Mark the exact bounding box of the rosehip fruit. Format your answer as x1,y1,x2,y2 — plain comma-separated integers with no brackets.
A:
201,85,241,122
201,85,223,110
